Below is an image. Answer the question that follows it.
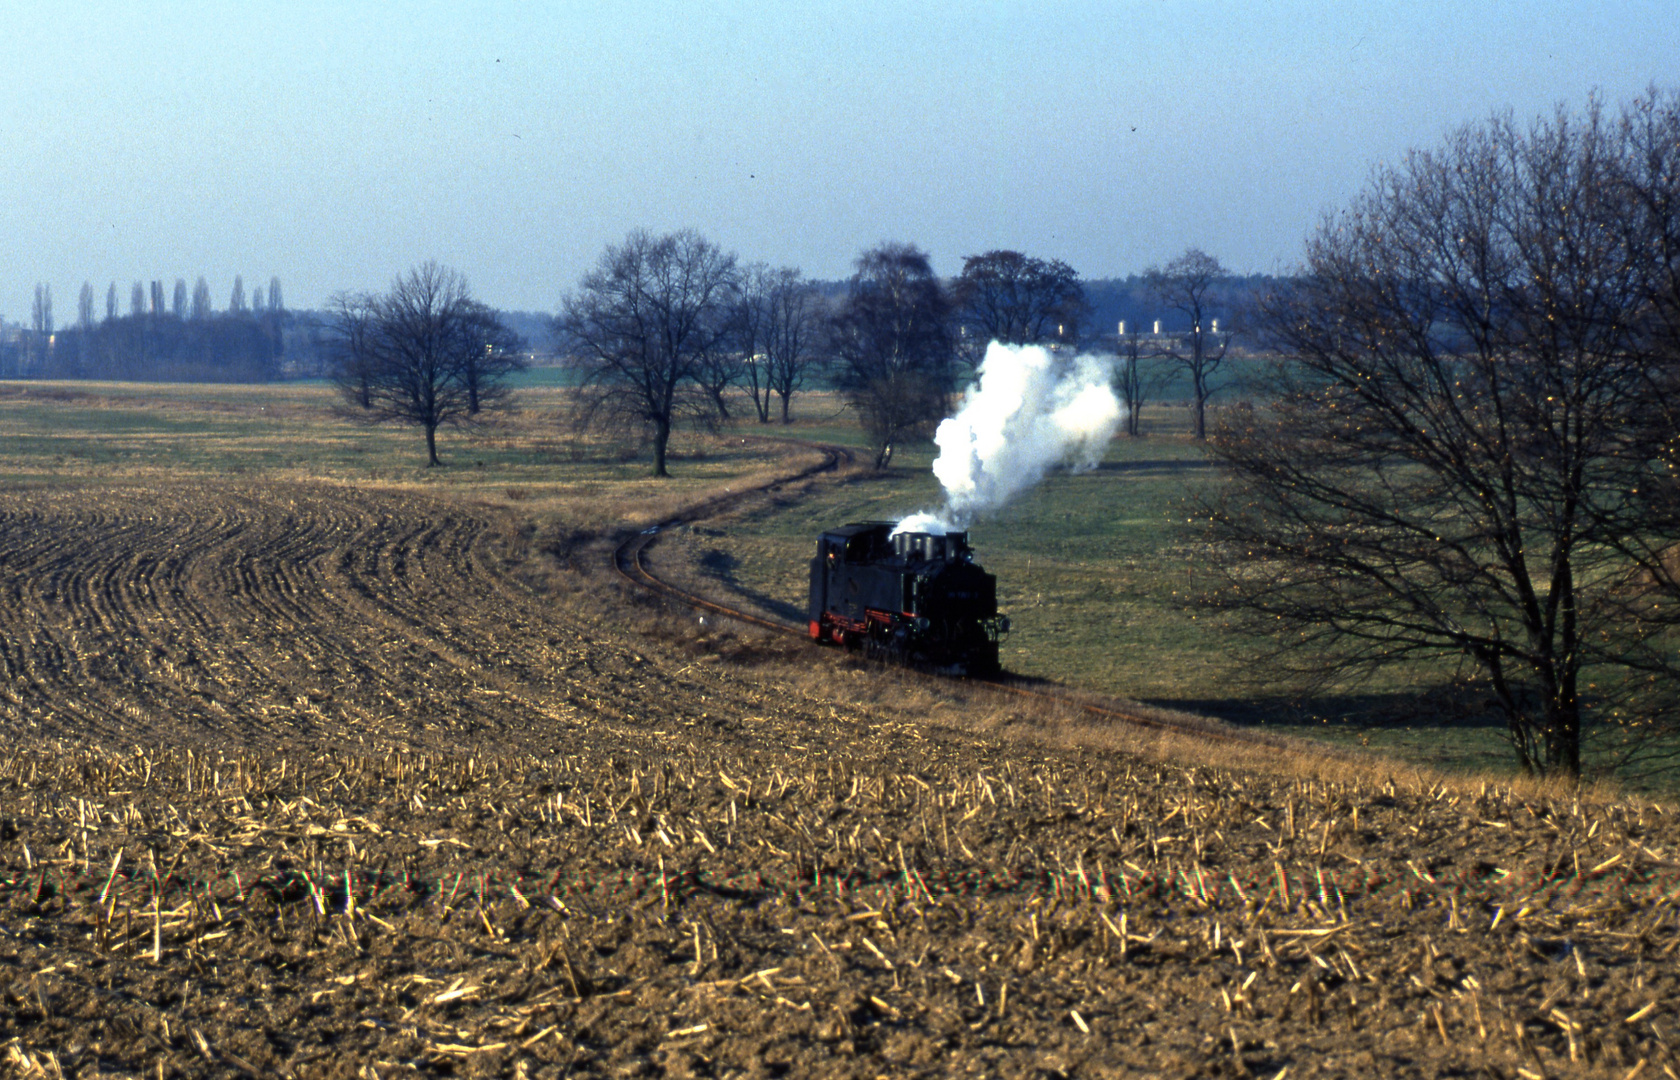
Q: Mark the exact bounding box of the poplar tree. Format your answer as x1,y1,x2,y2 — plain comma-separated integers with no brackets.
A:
191,278,212,320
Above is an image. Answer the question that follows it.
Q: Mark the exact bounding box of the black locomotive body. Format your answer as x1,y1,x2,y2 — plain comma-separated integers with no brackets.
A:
808,522,1008,675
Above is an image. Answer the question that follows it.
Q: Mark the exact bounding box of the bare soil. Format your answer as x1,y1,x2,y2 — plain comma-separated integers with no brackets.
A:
0,479,1676,1078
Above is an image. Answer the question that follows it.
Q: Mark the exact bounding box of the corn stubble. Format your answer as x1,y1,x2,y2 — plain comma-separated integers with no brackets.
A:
0,480,1674,1078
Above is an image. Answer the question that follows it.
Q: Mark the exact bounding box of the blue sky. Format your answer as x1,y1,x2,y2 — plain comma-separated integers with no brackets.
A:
1,2,1674,315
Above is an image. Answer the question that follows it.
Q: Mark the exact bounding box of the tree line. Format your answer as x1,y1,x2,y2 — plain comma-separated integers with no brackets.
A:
549,231,1242,473
323,235,1246,477
5,275,291,381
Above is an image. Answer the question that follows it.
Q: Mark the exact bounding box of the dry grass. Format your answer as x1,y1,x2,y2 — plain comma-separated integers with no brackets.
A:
4,710,1676,1077
606,589,1648,819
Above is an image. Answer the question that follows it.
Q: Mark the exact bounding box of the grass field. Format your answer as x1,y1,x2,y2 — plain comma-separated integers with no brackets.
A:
0,375,1664,792
0,380,822,535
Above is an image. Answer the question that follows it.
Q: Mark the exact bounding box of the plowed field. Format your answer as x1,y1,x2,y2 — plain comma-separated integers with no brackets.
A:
1,478,1677,1079
0,480,755,756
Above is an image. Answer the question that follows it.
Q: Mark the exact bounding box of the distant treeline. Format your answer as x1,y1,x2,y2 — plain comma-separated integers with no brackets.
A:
0,269,1266,384
0,313,552,386
10,310,290,382
802,273,1273,342
1081,274,1278,339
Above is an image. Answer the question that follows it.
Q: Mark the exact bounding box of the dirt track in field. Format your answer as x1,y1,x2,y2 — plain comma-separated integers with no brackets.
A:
1,479,1678,1079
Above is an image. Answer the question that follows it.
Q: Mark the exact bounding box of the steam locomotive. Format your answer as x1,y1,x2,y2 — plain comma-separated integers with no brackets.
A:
808,522,1008,675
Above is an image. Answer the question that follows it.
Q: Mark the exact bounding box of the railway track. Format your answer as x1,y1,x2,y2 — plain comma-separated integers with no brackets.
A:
611,439,1273,748
612,439,855,628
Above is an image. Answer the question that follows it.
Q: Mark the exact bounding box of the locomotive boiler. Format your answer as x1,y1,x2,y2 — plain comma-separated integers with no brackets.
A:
808,522,1008,675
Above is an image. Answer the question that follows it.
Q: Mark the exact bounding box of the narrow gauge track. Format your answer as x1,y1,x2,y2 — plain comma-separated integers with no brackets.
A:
612,440,854,635
612,440,1271,748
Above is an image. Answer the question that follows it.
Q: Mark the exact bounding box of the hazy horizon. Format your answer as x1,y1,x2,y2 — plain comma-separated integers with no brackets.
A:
3,2,1673,318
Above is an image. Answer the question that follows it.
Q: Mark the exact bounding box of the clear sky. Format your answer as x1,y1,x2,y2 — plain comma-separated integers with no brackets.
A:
2,2,1674,316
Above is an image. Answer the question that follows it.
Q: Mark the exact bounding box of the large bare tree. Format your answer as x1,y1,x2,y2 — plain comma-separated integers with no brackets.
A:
1145,248,1233,439
557,229,739,476
951,249,1088,367
762,269,822,424
828,242,955,468
330,262,518,466
1204,93,1680,780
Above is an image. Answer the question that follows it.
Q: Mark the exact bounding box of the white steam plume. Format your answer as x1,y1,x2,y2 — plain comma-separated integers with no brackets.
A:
894,342,1123,536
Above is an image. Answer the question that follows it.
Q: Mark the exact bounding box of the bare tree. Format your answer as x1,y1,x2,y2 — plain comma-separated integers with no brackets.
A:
828,242,955,468
327,291,379,410
734,264,820,423
77,282,94,331
1204,94,1680,781
172,279,187,319
130,282,145,317
762,268,821,424
557,229,739,476
457,303,525,415
229,276,246,313
105,282,117,323
733,262,775,423
1113,323,1168,437
951,250,1089,368
1145,248,1234,439
267,276,283,312
191,278,212,320
150,280,165,316
691,324,742,421
330,262,517,466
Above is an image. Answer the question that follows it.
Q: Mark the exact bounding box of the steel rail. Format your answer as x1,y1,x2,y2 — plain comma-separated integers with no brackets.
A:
611,441,854,635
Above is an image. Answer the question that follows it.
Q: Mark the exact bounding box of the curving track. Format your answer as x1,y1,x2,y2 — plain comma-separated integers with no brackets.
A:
612,440,855,634
612,442,1271,747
